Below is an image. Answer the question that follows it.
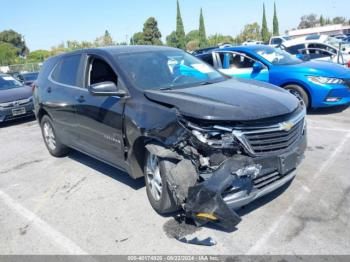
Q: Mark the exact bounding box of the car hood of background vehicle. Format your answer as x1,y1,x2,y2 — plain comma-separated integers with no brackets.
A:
280,61,350,78
0,86,32,103
144,78,299,121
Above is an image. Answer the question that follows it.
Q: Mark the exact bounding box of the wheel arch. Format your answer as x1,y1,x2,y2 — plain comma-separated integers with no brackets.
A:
37,107,50,123
281,81,312,107
128,136,164,179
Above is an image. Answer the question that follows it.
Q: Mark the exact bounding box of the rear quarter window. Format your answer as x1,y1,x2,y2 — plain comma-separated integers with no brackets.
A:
51,54,81,86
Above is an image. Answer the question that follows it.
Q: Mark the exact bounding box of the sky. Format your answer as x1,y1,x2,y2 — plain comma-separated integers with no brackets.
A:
1,0,348,51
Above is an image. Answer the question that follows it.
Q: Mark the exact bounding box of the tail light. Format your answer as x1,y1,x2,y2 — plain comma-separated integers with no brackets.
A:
348,60,350,68
31,83,37,93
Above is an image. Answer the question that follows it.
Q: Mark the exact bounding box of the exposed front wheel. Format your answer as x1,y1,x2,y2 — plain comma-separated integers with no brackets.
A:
284,84,310,109
144,151,179,214
40,115,69,157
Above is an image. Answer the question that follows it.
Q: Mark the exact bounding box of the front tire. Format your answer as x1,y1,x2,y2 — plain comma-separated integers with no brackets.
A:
284,84,310,108
144,151,179,214
40,115,69,157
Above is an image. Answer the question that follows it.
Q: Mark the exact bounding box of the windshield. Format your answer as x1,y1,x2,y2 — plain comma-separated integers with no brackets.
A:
115,50,226,90
326,37,350,51
255,47,302,65
23,73,38,81
0,75,24,90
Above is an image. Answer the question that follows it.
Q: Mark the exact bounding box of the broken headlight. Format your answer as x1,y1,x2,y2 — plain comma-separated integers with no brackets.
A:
178,116,239,150
191,129,238,149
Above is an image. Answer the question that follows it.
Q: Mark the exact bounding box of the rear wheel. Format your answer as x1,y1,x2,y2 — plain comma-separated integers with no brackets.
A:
284,84,310,108
40,115,69,157
144,151,179,214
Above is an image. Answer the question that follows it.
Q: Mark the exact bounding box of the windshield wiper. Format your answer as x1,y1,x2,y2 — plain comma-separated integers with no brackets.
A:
159,87,173,91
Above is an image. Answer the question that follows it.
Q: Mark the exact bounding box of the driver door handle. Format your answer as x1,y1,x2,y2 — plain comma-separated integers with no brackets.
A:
75,95,85,103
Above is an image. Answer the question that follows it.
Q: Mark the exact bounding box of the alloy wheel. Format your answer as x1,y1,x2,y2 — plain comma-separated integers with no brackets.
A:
43,121,56,151
146,153,162,201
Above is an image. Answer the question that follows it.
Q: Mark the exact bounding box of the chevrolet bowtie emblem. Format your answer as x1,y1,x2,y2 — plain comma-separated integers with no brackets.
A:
280,121,294,131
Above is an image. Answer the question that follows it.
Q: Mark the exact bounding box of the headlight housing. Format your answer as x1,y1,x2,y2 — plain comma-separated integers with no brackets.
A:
178,116,239,149
307,76,345,85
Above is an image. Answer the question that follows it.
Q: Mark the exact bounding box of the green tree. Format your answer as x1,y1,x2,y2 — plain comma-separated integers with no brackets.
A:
207,34,234,46
298,14,318,29
0,43,18,66
175,0,186,49
198,8,207,48
273,2,279,36
261,3,269,42
50,42,69,55
131,32,145,45
142,17,162,45
332,16,347,25
0,30,29,56
94,30,114,46
185,30,199,44
186,40,200,51
103,30,114,46
325,17,332,25
239,23,261,42
166,31,178,47
27,50,51,62
319,15,325,26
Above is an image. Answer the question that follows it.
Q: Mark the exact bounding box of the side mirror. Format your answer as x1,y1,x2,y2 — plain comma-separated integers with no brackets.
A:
88,81,127,97
252,61,264,72
296,53,305,60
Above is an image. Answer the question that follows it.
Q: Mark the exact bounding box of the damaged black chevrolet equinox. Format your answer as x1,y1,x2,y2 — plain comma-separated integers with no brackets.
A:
34,46,307,230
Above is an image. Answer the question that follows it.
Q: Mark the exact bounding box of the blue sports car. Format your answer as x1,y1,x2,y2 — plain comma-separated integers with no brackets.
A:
196,45,350,108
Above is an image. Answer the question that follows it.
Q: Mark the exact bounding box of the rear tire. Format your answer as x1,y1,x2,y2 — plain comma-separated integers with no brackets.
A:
144,150,180,214
40,115,69,157
284,84,310,108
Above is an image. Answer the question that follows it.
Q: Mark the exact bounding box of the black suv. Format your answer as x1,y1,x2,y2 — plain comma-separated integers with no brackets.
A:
34,46,306,230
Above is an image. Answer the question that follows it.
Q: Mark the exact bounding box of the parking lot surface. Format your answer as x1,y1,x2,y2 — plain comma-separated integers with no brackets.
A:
0,107,350,255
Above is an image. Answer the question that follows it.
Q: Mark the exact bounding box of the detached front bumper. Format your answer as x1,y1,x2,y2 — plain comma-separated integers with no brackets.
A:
185,132,307,231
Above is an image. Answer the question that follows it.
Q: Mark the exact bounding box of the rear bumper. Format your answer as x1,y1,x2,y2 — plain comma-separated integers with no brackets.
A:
0,103,35,122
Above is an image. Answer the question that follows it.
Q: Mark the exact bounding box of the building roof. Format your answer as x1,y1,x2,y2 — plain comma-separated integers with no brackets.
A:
287,24,350,37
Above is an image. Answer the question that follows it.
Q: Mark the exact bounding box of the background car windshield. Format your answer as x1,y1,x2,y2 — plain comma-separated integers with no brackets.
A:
0,75,23,90
116,50,225,90
255,47,302,65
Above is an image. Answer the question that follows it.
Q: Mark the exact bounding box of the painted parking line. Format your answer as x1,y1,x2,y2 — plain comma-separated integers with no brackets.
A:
308,125,350,133
247,132,350,254
0,190,88,255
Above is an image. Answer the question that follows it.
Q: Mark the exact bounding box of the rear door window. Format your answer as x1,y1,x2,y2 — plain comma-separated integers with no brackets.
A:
286,44,305,55
307,44,335,59
198,54,214,66
52,54,82,86
219,52,255,69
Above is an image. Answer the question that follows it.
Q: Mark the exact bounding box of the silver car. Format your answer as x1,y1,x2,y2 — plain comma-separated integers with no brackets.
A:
0,73,34,123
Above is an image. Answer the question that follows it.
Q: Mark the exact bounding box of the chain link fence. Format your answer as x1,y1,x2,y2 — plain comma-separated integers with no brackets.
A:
0,62,43,74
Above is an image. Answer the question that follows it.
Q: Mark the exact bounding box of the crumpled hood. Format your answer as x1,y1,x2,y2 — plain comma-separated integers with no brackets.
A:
0,86,32,103
144,78,299,121
281,61,350,78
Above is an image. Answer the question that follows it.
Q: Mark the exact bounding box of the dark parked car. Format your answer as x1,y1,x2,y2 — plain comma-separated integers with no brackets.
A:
34,46,307,230
17,72,39,86
0,73,34,123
